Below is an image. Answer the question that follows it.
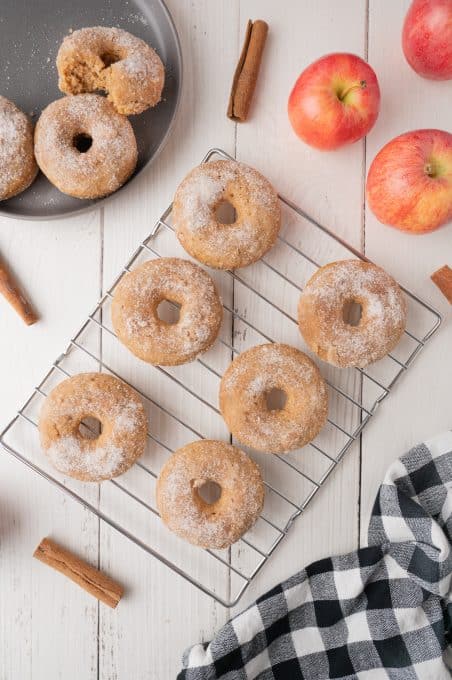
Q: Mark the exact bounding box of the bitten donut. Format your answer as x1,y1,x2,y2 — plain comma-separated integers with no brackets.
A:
172,160,281,269
34,94,137,199
219,343,328,454
298,260,407,368
39,373,147,482
156,440,264,549
111,257,223,365
57,26,165,115
0,96,37,201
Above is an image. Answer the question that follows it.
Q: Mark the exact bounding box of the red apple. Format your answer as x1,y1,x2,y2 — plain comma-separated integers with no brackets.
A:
366,129,452,234
288,53,380,150
402,0,452,80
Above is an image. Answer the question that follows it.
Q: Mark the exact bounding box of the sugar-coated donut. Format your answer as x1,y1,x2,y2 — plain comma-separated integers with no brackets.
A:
219,343,328,454
298,260,407,368
156,440,264,549
111,257,223,366
39,373,147,482
0,96,37,201
57,26,165,115
34,94,137,199
172,160,281,269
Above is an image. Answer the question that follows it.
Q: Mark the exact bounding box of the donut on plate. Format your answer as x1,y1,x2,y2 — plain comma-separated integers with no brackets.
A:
0,96,37,201
39,373,147,482
34,94,137,199
156,440,264,549
298,259,407,368
219,343,328,454
172,160,281,269
57,26,165,115
111,257,223,365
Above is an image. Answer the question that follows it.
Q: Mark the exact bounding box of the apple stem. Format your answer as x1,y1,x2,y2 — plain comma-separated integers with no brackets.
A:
424,160,442,179
338,80,367,101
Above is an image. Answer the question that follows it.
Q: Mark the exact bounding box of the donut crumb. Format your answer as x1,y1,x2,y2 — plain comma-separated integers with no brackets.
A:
57,27,165,115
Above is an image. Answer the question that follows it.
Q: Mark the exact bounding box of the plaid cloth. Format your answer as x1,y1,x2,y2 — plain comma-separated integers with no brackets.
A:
178,431,452,679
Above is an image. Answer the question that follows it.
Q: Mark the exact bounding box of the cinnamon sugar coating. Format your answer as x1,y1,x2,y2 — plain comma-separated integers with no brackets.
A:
219,343,328,454
57,26,165,115
298,260,407,368
111,257,223,366
34,94,137,199
172,160,281,269
156,440,264,549
0,96,37,201
39,373,147,482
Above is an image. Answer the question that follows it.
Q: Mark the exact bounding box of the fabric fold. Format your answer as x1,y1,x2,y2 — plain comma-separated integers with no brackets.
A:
179,431,452,679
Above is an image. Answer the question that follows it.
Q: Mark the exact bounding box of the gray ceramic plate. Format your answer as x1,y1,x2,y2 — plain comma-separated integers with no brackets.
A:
0,0,182,219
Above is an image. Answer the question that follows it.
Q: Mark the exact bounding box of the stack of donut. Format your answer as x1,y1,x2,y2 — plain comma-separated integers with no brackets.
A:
0,26,165,202
39,158,408,550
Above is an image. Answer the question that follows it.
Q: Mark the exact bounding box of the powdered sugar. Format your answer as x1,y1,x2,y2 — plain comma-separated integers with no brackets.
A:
157,441,264,549
39,373,147,482
34,94,137,198
172,160,281,269
298,260,407,368
175,161,278,232
112,399,143,433
46,435,126,479
0,96,37,200
112,258,223,364
179,170,235,230
57,26,164,115
220,344,328,453
223,343,316,394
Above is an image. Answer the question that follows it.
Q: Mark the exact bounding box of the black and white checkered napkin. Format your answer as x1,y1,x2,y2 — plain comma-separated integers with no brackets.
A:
178,431,452,679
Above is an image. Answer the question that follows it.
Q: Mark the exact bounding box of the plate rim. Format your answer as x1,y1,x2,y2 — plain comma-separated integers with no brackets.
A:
0,0,183,222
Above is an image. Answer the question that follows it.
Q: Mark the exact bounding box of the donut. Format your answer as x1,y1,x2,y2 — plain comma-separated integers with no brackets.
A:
0,96,37,201
219,343,328,454
298,260,407,368
156,440,264,549
56,26,165,115
111,257,223,365
172,160,281,269
39,373,147,482
34,94,137,199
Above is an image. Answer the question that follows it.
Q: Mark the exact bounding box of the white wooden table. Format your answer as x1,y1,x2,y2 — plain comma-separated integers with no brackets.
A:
0,1,451,678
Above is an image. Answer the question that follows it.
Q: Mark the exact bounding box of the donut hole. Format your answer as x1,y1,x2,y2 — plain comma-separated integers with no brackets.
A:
192,479,222,505
78,417,103,440
157,299,181,324
265,388,287,411
100,51,121,68
215,200,237,225
73,133,93,153
342,300,362,327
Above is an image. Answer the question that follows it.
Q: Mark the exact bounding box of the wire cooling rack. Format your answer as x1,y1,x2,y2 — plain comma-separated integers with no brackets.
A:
0,148,442,607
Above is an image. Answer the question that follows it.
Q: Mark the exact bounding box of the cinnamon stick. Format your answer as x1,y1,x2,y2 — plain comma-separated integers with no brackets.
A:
431,265,452,304
33,537,124,608
227,19,268,122
0,258,38,325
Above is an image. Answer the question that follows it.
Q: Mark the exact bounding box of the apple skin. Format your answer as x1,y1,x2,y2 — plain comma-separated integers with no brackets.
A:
402,0,452,80
366,129,452,234
288,53,380,150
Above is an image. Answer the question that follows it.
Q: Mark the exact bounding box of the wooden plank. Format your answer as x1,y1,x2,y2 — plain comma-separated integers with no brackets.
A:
228,0,367,610
0,210,101,680
98,1,240,678
361,0,452,542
